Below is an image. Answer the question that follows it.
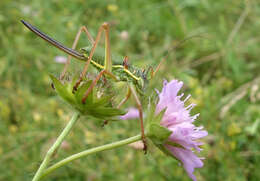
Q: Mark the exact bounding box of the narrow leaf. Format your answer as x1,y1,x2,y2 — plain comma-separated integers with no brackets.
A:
148,124,172,145
49,74,75,104
75,81,93,105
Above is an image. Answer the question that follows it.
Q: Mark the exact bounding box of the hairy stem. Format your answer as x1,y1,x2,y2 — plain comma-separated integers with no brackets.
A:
32,112,80,181
41,134,142,179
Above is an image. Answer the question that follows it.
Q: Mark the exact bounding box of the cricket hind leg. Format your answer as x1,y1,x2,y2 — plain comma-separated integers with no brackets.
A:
101,87,131,127
129,84,147,153
73,22,111,93
59,26,95,81
81,69,117,104
117,87,131,109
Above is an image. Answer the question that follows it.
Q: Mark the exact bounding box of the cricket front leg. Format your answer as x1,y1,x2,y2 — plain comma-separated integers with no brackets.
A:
73,23,111,93
129,84,147,153
59,26,95,81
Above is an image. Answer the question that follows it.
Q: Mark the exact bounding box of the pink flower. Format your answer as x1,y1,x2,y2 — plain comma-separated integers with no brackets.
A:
119,107,139,120
156,80,208,181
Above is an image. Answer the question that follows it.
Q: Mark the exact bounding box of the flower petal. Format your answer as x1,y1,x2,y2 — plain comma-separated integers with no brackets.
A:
156,80,183,112
165,145,204,181
120,107,139,120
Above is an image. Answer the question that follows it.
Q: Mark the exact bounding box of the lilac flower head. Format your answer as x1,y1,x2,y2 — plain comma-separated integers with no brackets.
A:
151,80,208,181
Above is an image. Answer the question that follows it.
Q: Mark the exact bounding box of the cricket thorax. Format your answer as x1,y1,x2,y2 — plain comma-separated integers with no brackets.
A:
113,64,152,95
80,46,151,94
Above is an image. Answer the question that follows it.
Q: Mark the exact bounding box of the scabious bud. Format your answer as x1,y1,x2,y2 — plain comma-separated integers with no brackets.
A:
50,75,126,120
146,80,208,181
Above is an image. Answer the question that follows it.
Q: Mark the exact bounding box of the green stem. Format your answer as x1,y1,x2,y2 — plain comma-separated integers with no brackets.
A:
41,134,142,179
32,112,80,181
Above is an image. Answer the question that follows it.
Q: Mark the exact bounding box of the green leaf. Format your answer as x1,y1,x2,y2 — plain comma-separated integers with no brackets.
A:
165,141,186,149
147,124,172,145
84,107,126,119
146,102,156,125
49,74,125,120
153,108,167,124
49,74,76,105
156,144,173,157
155,144,179,162
93,95,113,107
68,75,79,91
74,80,93,105
145,97,166,126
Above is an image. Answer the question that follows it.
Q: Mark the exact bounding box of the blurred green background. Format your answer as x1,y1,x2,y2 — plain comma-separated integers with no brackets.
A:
1,0,260,180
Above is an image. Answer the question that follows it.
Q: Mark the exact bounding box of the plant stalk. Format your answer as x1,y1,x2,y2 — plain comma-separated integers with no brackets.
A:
32,112,80,181
41,134,142,179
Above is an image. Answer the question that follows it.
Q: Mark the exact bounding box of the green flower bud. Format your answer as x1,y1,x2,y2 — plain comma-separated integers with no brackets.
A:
50,75,126,120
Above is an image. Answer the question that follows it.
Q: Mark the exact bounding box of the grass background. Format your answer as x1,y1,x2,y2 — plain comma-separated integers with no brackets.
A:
1,0,260,180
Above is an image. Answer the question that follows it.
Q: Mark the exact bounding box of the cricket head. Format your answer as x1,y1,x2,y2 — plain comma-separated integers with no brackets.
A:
80,46,106,65
80,46,92,58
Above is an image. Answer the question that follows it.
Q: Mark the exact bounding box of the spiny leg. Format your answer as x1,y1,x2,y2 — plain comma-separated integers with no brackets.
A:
129,84,147,153
103,23,112,72
59,26,95,81
81,69,117,104
73,22,111,93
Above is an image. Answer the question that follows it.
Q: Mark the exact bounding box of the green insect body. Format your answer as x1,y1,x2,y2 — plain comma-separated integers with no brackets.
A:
81,46,152,96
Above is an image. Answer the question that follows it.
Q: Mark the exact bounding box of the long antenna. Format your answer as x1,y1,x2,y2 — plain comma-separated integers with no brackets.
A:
152,34,206,77
21,20,86,61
